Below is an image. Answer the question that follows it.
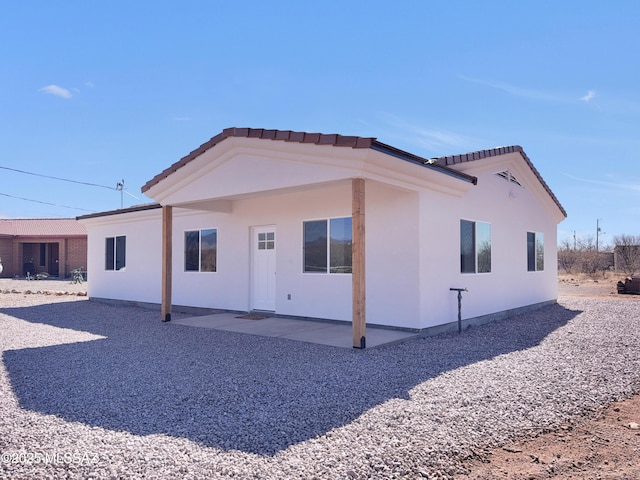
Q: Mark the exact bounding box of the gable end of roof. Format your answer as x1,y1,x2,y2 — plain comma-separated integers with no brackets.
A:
433,145,567,218
141,127,376,193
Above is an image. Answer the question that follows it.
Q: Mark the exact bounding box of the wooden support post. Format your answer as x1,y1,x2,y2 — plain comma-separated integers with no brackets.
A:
161,205,173,322
352,178,366,348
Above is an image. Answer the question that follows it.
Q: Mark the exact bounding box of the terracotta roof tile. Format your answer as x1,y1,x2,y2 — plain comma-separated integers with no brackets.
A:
0,219,87,237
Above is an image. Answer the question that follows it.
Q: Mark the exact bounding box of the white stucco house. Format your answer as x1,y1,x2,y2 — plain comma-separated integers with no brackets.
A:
78,127,566,348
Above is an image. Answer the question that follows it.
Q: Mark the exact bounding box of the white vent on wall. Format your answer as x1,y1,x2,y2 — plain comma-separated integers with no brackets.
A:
496,170,522,187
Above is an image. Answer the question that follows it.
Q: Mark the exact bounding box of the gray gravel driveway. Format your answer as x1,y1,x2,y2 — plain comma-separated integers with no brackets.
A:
0,292,639,479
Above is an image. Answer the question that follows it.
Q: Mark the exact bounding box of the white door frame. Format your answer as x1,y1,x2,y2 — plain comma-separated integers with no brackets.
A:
250,225,277,311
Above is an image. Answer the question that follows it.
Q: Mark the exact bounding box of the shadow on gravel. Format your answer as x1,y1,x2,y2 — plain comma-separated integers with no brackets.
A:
1,300,581,455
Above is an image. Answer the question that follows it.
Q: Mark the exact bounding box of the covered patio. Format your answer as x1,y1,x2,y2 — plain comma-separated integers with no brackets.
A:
172,312,418,349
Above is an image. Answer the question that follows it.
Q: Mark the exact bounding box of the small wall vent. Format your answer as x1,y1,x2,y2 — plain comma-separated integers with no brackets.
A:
496,170,522,187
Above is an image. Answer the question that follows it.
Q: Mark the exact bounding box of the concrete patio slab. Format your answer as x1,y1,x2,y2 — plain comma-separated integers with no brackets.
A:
172,313,419,349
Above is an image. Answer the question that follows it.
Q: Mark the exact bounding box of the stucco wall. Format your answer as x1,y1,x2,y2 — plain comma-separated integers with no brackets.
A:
81,148,562,331
85,210,162,303
82,181,424,325
169,182,419,324
419,167,558,328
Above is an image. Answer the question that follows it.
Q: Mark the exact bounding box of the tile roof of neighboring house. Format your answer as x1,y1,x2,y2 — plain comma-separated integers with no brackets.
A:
140,127,565,218
0,219,87,237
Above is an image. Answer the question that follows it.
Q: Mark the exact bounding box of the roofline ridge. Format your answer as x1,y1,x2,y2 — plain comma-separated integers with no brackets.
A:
142,127,378,193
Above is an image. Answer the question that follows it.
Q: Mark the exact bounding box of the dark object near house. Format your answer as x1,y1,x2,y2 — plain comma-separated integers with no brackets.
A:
24,262,37,277
617,277,640,294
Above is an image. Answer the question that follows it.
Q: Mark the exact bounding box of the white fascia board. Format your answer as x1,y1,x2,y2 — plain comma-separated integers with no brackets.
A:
78,207,161,228
144,136,474,206
362,148,474,197
143,138,239,203
146,137,370,205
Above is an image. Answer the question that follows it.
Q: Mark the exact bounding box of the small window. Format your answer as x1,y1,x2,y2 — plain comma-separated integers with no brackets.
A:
185,228,217,272
105,236,126,271
303,217,352,273
460,220,491,274
527,232,544,271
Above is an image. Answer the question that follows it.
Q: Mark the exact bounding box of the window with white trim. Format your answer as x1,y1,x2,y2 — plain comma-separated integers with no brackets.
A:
105,236,126,271
527,232,544,271
185,228,217,272
460,220,491,273
303,217,352,273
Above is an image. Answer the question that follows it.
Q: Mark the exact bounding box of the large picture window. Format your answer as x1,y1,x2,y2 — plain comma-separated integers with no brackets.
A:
527,232,544,271
303,217,352,273
460,220,491,274
185,228,217,272
105,236,126,271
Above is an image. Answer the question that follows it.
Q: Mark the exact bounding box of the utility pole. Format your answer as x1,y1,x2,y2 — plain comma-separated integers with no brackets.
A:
596,218,604,252
116,179,124,209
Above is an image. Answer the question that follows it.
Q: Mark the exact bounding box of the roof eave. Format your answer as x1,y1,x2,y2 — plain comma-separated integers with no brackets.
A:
370,141,478,185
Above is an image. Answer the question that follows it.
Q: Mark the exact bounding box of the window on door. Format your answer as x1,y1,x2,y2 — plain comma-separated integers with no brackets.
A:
257,231,275,250
185,228,217,272
303,217,352,273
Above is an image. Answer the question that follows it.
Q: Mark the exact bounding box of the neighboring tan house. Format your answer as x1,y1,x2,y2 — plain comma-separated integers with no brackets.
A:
0,219,87,279
78,127,567,347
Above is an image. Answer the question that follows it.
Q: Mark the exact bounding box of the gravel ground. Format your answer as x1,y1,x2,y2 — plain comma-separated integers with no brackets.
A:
0,288,639,479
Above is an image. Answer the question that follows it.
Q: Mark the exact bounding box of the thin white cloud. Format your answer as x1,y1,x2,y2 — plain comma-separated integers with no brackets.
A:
85,81,95,88
39,84,72,99
372,113,484,154
580,90,596,102
565,173,640,193
457,75,560,102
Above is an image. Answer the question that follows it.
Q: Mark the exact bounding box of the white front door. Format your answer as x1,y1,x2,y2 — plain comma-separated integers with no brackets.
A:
251,226,276,311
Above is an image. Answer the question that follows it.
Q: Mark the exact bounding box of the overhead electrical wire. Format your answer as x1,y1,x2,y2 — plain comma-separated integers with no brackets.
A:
0,164,143,212
0,165,116,190
0,192,96,212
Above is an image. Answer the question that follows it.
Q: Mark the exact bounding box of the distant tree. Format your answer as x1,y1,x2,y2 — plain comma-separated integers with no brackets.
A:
559,233,613,276
558,238,579,274
576,235,598,275
613,234,640,276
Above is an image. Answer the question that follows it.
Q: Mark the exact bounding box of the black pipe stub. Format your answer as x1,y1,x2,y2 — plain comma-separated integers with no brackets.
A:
353,336,366,349
162,313,171,322
450,288,468,334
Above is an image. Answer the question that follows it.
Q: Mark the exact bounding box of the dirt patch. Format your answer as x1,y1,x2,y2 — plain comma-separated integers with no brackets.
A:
460,275,640,479
460,393,640,479
558,273,640,300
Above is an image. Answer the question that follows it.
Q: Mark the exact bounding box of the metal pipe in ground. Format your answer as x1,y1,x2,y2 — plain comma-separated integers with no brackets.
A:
450,287,468,334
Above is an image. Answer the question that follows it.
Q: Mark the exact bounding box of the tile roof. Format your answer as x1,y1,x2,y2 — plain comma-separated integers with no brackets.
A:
0,219,87,237
141,127,476,193
140,127,565,218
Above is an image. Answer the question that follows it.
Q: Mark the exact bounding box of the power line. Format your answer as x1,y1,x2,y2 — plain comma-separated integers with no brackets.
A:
0,165,116,190
0,192,96,212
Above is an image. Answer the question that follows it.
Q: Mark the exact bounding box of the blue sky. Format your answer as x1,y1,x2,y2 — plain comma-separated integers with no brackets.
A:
1,1,638,246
